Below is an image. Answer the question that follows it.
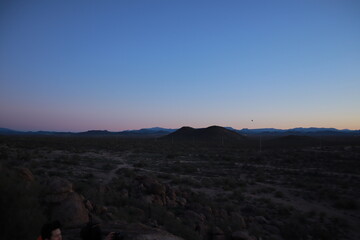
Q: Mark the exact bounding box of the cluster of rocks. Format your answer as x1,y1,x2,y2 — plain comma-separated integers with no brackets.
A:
20,167,271,240
135,175,187,207
42,177,89,227
40,175,185,240
108,174,262,240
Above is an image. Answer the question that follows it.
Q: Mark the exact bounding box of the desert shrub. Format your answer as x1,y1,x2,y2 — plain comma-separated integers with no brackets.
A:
0,167,46,240
182,164,198,173
157,173,172,179
48,170,64,177
221,155,234,161
117,205,146,223
112,206,145,223
16,150,31,161
274,190,284,198
318,188,339,200
133,160,148,168
170,162,197,174
70,154,82,162
254,172,265,183
34,168,46,176
221,177,239,190
171,176,201,187
116,168,135,178
331,216,349,229
58,156,80,166
333,198,358,210
306,209,317,218
84,173,95,179
104,190,129,207
200,178,214,188
213,176,238,190
319,211,327,222
0,147,9,160
224,202,241,213
214,193,229,204
101,163,113,171
39,161,54,169
231,189,245,202
111,176,130,189
258,197,275,206
198,153,208,160
280,216,308,240
257,186,275,194
29,159,40,167
166,153,178,159
308,222,339,240
276,204,294,217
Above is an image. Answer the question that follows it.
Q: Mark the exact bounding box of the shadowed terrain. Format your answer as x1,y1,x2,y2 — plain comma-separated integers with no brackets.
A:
0,128,359,240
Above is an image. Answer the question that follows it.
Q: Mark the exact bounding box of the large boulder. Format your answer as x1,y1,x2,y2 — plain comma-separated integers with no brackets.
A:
44,177,73,203
16,167,35,182
43,177,89,227
136,176,166,196
51,191,89,227
46,177,73,193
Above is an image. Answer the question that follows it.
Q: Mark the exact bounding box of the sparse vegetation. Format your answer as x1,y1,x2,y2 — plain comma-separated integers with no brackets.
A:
0,135,359,240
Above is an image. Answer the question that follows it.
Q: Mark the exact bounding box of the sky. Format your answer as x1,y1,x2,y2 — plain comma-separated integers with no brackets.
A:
0,0,359,132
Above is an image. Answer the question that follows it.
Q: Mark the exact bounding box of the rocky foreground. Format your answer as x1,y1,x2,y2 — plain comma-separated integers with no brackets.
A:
41,174,260,240
7,166,262,240
1,138,359,240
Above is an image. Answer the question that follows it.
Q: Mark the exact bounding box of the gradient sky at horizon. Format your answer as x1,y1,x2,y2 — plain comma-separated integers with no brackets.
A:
1,0,359,132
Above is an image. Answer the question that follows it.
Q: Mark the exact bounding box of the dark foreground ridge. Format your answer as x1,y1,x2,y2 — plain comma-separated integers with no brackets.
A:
0,134,359,240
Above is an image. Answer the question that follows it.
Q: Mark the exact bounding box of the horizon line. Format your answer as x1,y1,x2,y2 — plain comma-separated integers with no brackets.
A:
1,125,359,133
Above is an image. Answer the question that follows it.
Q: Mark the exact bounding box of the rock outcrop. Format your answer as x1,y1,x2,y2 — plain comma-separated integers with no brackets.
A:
43,177,89,227
16,167,35,182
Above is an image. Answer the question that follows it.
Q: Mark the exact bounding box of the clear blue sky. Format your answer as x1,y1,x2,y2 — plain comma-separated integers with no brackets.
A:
1,0,359,131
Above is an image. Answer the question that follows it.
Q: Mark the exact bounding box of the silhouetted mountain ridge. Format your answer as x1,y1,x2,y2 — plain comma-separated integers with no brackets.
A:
78,130,112,135
163,125,246,142
0,126,359,137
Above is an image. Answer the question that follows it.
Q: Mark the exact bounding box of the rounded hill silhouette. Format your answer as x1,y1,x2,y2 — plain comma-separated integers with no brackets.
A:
162,125,246,143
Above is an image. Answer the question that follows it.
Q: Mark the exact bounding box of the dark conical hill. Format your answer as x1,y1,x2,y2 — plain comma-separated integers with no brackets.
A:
163,125,246,143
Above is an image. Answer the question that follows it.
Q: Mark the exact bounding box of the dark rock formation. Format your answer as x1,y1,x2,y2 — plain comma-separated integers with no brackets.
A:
43,177,89,227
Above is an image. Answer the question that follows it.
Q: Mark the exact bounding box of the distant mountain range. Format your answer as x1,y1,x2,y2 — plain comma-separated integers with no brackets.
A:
0,127,177,137
236,127,360,136
0,126,359,137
